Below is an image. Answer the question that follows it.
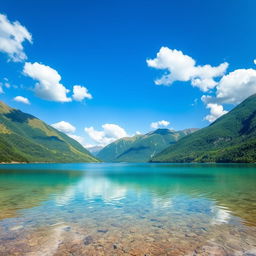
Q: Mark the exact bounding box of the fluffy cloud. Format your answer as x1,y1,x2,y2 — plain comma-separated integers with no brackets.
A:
204,103,228,122
23,62,93,103
147,47,256,123
62,133,93,149
51,123,89,148
72,85,92,101
215,69,256,104
84,124,128,146
202,68,256,122
0,14,32,62
67,134,85,144
150,120,170,129
51,121,76,133
23,62,72,102
13,96,30,104
147,47,228,92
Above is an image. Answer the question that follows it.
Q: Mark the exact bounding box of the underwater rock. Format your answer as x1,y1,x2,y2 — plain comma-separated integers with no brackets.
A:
83,236,93,245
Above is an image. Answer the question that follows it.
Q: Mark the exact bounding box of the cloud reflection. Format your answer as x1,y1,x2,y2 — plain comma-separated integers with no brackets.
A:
55,174,127,206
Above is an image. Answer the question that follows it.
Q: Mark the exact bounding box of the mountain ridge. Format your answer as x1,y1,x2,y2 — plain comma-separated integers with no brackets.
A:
151,94,256,163
0,101,99,163
97,128,198,162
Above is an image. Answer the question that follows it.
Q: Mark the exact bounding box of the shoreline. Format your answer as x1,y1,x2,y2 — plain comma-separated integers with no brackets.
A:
1,161,256,165
0,161,100,165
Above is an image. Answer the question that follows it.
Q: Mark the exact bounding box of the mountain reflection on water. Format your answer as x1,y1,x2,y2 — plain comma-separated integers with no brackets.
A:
0,163,256,256
0,163,255,226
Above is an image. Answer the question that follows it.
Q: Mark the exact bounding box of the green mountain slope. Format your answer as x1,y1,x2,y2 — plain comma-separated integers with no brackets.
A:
0,101,99,163
97,128,198,162
152,94,256,163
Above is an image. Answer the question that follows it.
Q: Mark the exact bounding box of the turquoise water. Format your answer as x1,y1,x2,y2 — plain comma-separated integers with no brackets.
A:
0,163,256,255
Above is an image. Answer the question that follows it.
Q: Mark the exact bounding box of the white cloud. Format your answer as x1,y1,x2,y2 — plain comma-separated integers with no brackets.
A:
147,47,256,123
84,123,128,146
254,59,256,65
51,121,76,134
13,96,30,104
51,121,95,148
204,103,228,122
201,95,213,104
201,68,256,122
66,133,92,148
72,85,92,101
23,63,93,103
150,120,170,129
147,47,228,92
84,143,97,149
68,134,84,144
0,79,11,94
0,14,32,62
23,62,72,102
4,82,10,88
215,69,256,104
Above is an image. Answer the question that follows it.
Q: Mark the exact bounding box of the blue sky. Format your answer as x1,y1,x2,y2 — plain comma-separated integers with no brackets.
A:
0,0,256,147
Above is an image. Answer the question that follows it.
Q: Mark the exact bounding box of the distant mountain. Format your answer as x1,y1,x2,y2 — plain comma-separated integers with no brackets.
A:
97,128,198,162
152,94,256,163
86,145,104,156
0,101,99,163
97,135,143,162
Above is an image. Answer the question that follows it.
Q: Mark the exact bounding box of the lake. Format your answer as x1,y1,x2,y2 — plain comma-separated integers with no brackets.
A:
0,163,256,255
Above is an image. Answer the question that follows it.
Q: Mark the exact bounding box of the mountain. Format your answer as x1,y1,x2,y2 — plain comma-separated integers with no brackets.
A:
0,101,99,163
86,145,104,156
97,128,198,162
152,94,256,163
97,134,143,162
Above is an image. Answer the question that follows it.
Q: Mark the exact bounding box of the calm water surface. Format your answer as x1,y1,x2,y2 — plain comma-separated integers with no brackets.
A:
0,163,256,255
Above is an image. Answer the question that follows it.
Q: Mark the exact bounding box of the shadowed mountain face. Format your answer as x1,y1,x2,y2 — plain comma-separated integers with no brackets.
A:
0,101,99,163
97,128,198,162
152,94,256,163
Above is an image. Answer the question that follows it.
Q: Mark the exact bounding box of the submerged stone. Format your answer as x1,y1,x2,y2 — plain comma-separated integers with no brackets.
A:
97,229,108,233
83,236,93,245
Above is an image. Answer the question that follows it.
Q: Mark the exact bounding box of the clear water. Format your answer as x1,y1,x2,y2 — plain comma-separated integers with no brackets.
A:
0,163,256,255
